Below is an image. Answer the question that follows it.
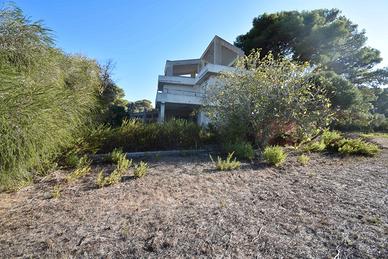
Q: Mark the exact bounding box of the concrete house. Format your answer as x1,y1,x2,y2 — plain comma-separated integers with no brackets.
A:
155,36,244,125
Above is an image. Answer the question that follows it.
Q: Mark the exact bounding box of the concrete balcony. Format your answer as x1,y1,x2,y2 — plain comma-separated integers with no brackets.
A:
157,75,195,90
156,88,203,105
196,64,236,84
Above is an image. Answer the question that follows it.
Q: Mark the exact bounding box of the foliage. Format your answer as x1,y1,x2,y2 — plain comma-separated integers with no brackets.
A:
0,4,104,190
303,141,326,153
51,185,62,199
297,154,310,166
235,9,388,88
98,60,129,127
223,141,255,160
133,161,148,178
361,132,388,139
127,99,153,113
263,146,287,167
96,170,106,188
96,153,132,187
97,119,206,153
66,156,92,182
108,148,126,164
375,88,388,117
210,152,241,171
115,154,132,172
235,9,388,132
321,130,343,150
64,152,81,168
337,138,380,156
204,50,333,147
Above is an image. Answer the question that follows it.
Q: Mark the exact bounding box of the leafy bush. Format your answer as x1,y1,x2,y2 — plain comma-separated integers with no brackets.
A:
297,154,310,166
338,138,380,156
263,146,287,166
133,161,148,178
204,50,333,147
223,141,255,160
210,152,241,171
66,156,92,182
303,141,326,152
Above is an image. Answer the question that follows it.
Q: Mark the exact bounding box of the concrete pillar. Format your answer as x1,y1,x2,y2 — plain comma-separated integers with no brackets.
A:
158,102,165,123
214,37,222,65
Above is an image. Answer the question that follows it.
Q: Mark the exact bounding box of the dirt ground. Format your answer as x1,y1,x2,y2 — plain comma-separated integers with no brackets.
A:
0,138,387,258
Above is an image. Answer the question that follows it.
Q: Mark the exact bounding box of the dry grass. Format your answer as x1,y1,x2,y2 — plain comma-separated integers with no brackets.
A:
0,139,387,258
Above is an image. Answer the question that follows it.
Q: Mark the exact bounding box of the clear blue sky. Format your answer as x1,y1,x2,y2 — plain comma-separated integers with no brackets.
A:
7,0,388,103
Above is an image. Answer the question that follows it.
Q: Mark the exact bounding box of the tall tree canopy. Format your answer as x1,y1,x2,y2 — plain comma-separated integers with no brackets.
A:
235,9,388,88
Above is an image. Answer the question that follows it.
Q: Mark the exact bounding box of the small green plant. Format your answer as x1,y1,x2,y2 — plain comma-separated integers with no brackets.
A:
96,156,132,187
223,141,255,160
109,148,125,164
210,152,241,171
338,138,380,156
96,168,123,187
66,156,91,182
133,161,148,178
263,146,287,166
297,154,310,166
52,184,62,199
116,155,132,172
96,169,106,188
303,140,326,153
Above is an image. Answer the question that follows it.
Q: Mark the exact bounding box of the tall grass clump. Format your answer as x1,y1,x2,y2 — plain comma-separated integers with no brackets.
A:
0,4,102,190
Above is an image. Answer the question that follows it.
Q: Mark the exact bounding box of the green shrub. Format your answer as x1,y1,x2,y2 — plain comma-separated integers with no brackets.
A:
134,161,148,178
321,130,343,146
223,141,255,160
66,156,92,182
210,152,241,171
303,140,326,152
263,146,287,166
338,138,380,156
297,154,310,166
98,119,204,153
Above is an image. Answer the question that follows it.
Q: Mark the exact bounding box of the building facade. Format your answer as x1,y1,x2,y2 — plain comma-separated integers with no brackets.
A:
155,36,244,125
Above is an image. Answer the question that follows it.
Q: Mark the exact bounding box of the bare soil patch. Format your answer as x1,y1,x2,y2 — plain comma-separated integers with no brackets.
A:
1,139,387,258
